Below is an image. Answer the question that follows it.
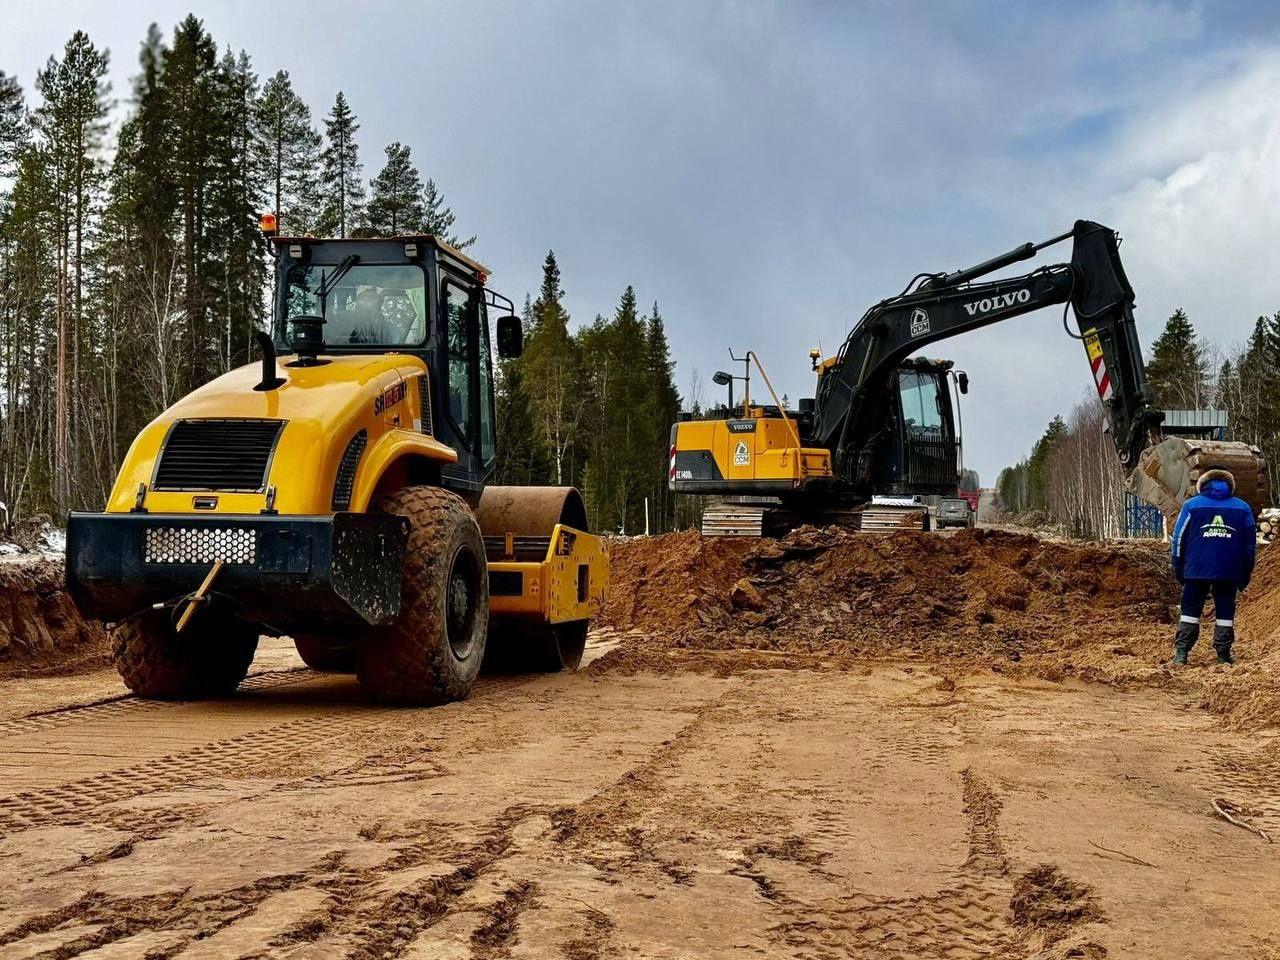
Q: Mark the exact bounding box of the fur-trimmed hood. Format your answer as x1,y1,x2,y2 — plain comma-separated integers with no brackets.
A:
1197,468,1236,495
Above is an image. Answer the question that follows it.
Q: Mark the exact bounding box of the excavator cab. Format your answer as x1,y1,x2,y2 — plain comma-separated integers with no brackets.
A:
877,359,960,497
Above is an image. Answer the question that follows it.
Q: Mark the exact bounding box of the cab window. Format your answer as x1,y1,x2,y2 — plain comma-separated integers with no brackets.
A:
477,300,496,464
284,263,426,346
443,282,474,441
898,370,942,435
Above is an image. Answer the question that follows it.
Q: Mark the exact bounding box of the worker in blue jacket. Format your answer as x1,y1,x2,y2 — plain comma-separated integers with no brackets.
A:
1170,468,1256,665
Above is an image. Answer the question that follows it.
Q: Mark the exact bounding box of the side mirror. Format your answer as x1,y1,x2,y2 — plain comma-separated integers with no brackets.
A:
957,371,969,395
497,314,523,359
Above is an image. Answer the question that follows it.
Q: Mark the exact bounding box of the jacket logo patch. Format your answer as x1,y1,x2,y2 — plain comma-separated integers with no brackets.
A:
1201,514,1235,539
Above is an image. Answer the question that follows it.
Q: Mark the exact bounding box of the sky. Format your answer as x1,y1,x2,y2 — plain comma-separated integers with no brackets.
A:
4,0,1280,484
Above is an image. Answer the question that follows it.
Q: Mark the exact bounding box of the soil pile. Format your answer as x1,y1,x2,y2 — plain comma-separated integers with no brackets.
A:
602,527,1173,663
0,557,107,676
600,526,1280,729
1010,864,1104,953
1199,539,1280,729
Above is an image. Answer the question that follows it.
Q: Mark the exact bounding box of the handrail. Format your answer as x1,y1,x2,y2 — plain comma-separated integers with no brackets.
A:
747,351,804,458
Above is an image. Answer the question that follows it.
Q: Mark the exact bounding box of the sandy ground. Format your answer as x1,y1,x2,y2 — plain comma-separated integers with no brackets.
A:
1,634,1278,959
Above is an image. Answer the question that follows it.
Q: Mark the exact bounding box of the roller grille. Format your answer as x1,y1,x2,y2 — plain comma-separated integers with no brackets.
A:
153,419,284,492
144,527,257,565
416,375,432,435
331,429,368,510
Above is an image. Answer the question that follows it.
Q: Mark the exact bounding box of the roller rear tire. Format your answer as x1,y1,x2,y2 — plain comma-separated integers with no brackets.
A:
293,634,356,673
357,486,488,705
112,609,258,700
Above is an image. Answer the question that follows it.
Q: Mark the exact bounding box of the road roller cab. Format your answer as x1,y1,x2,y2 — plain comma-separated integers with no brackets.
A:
66,228,609,704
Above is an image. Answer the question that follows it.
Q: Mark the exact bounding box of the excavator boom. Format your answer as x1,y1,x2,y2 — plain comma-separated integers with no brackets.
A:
817,221,1157,484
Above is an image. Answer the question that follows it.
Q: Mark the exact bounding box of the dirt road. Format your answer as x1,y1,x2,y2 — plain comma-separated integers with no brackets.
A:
1,630,1278,959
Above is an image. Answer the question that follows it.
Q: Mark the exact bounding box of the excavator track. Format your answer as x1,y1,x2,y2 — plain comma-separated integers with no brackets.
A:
700,498,924,537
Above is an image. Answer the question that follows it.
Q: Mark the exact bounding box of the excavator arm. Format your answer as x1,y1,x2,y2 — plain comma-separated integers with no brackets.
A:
816,221,1162,487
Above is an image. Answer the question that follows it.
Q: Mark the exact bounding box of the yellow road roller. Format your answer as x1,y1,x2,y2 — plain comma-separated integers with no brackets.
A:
66,224,608,704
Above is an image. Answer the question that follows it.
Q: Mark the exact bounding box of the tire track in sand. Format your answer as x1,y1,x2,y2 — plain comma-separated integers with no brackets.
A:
0,804,546,960
765,768,1105,960
0,712,365,836
0,670,554,840
0,669,309,741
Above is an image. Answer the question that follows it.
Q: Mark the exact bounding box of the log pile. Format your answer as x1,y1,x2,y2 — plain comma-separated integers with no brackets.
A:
1258,509,1279,545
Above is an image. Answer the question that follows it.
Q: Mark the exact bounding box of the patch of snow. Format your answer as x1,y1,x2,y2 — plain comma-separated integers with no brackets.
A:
37,526,66,557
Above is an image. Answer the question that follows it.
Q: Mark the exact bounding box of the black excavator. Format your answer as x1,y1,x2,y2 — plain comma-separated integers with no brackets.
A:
669,220,1267,535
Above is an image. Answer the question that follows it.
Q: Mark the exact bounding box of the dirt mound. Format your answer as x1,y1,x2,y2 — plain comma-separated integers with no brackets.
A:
1010,864,1104,949
601,527,1173,665
0,557,108,677
1237,535,1280,647
1198,540,1280,729
600,526,1280,729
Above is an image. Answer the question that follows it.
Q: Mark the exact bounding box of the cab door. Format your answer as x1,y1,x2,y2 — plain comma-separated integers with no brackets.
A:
439,275,497,488
894,368,958,494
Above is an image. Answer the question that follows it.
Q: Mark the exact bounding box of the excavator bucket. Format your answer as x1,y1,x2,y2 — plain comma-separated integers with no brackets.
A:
1130,438,1268,523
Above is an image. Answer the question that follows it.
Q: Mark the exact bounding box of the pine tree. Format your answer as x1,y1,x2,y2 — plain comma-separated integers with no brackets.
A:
1145,308,1209,409
256,70,320,236
0,74,34,515
160,16,222,389
521,251,584,486
362,142,424,235
421,177,474,249
1230,314,1280,475
209,48,266,369
318,91,364,238
0,71,27,177
493,359,550,485
579,285,654,533
361,142,472,246
128,23,176,241
33,30,111,511
1026,415,1066,512
99,24,183,419
644,301,680,531
2,142,60,513
996,462,1029,514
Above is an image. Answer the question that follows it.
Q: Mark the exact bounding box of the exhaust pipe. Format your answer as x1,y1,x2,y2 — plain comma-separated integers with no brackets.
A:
254,331,286,391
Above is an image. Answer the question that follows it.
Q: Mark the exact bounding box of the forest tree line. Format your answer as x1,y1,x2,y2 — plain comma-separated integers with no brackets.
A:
494,251,683,534
0,17,685,533
996,308,1280,537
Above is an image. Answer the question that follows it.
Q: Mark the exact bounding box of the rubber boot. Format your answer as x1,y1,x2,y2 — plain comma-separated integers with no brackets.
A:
1213,624,1235,665
1171,620,1199,666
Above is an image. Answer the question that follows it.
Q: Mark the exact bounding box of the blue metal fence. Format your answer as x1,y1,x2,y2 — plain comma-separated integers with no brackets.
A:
1124,492,1163,538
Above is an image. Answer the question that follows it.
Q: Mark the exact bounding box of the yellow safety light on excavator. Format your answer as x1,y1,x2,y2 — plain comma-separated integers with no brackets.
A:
259,212,277,236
